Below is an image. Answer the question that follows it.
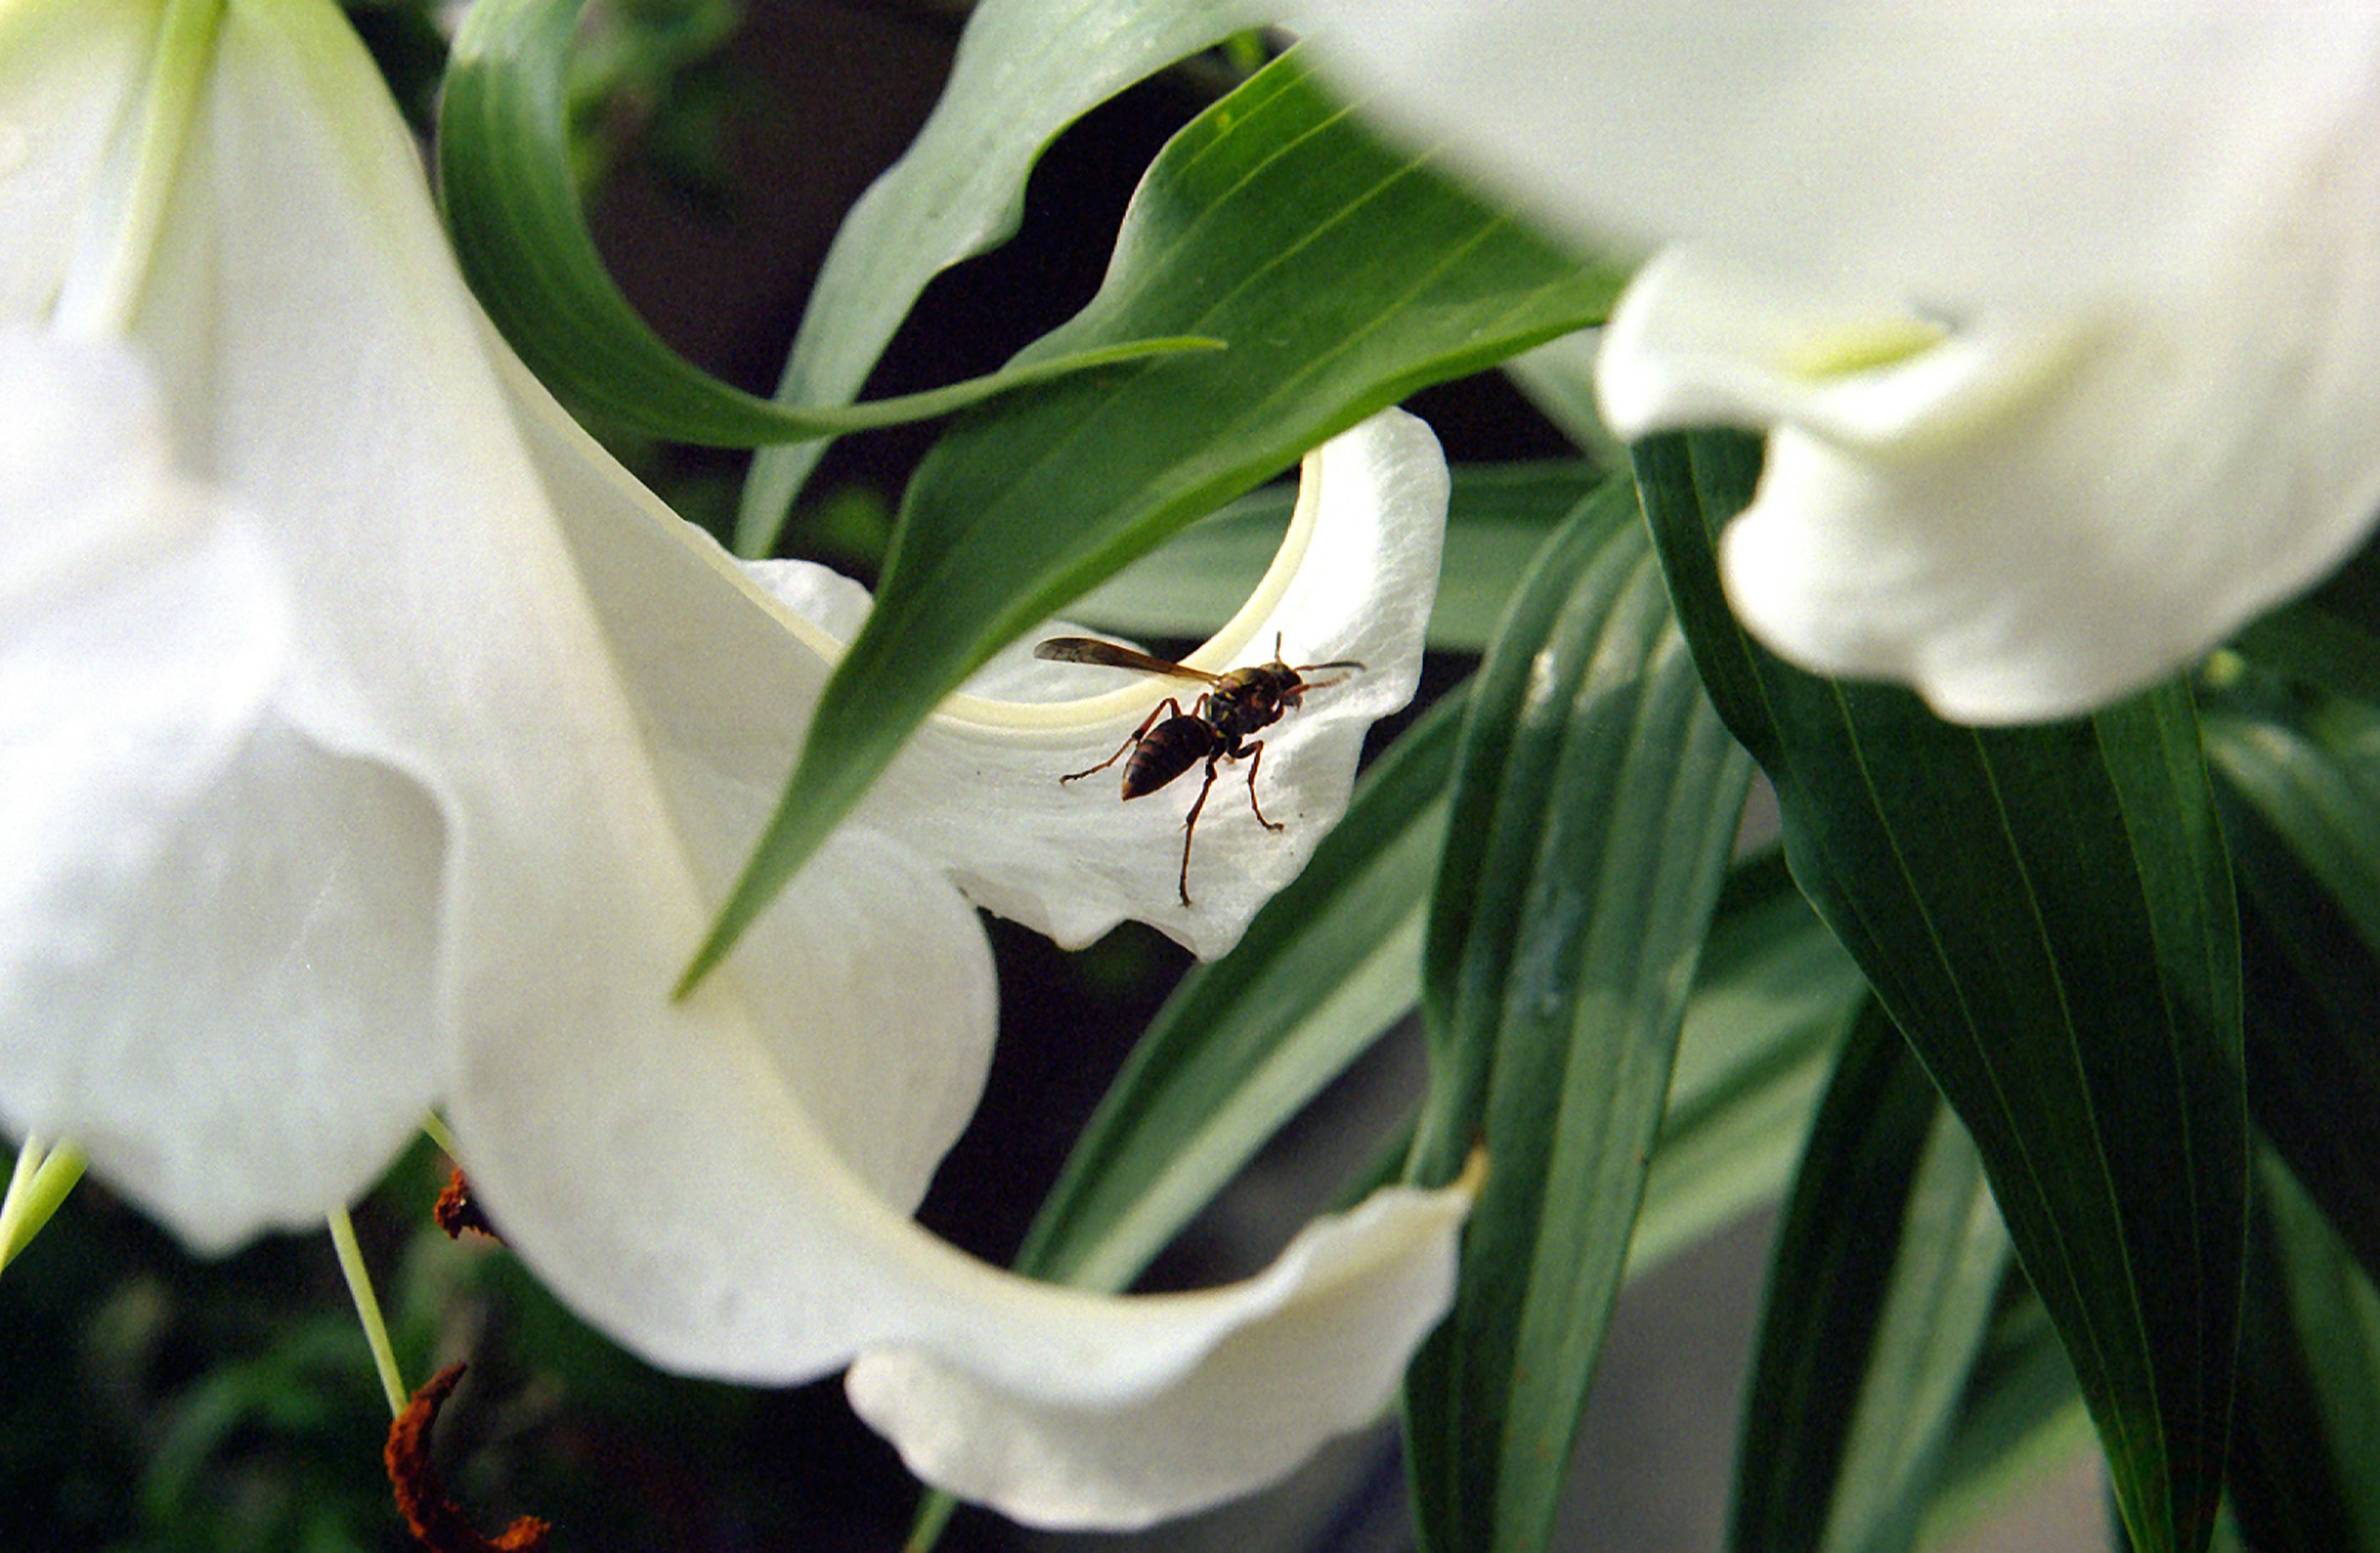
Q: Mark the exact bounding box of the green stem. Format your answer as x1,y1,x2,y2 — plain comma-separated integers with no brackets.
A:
328,1207,408,1417
420,1112,461,1159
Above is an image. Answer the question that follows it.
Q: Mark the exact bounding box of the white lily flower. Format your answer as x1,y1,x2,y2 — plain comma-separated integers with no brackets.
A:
2,0,1465,1526
1292,2,2380,723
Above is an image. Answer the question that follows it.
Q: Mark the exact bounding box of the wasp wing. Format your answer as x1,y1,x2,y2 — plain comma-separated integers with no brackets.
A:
1033,636,1221,683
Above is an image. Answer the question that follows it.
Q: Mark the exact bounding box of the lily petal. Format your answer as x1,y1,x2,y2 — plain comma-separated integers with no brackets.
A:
843,1181,1465,1529
885,410,1447,957
493,368,1470,1523
0,0,149,319
1295,2,2380,722
7,1,1470,1524
500,368,1000,1211
544,397,1445,961
450,871,1465,1525
1606,228,2380,721
1292,3,2380,303
2,0,779,1245
0,332,442,1249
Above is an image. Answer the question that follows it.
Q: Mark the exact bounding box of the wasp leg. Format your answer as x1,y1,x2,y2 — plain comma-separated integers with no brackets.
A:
1238,739,1284,831
1062,697,1188,783
1176,754,1225,906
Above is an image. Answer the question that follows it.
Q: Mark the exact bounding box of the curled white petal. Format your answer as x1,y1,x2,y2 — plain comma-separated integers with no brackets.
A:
563,399,1446,960
505,374,1008,1211
447,859,1466,1522
844,1182,1466,1529
0,714,447,1250
1609,229,2380,721
495,361,1466,1521
1297,1,2380,721
894,409,1446,957
1,0,780,1247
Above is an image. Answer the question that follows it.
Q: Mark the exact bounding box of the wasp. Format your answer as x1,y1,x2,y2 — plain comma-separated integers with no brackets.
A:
1034,633,1364,906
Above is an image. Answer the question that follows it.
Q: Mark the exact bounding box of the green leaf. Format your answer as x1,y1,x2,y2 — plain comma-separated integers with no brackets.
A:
907,792,1828,1553
2226,1152,2380,1553
2233,541,2380,707
906,774,1838,1553
1303,851,1864,1291
681,50,1623,991
734,0,1267,554
2202,697,2380,1285
1403,481,1754,1553
1634,430,2247,1553
437,0,1214,447
2263,1154,2380,1547
1067,463,1605,652
1923,1278,2092,1546
1627,851,1867,1278
1729,1004,2009,1553
2205,693,2380,958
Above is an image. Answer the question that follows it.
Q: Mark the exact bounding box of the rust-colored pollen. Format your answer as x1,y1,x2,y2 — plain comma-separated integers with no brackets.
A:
433,1167,499,1242
385,1364,551,1553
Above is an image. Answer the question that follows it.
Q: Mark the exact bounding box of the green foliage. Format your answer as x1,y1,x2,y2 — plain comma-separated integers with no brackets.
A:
679,48,1624,991
1402,482,1751,1552
1637,430,2246,1553
1728,1005,2008,1553
1070,462,1605,653
733,0,1268,555
438,0,1214,446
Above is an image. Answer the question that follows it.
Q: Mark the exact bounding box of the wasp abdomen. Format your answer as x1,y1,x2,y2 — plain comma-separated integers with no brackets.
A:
1122,715,1217,799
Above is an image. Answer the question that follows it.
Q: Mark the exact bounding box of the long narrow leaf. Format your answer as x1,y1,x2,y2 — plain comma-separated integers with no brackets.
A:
1070,463,1603,652
1627,852,1867,1278
735,0,1266,552
1922,1277,2092,1546
912,849,1853,1548
1729,1004,2009,1553
1404,482,1753,1553
2206,695,2380,948
2203,698,2380,1286
682,52,1621,988
438,0,1212,446
2233,542,2380,708
1635,430,2246,1553
2226,1153,2380,1553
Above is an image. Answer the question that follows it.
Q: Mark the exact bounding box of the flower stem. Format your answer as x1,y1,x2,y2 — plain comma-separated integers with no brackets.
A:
421,1111,462,1159
0,1136,85,1276
328,1206,408,1418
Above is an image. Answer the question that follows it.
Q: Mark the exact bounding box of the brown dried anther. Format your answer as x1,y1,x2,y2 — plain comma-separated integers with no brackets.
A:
386,1363,551,1553
433,1167,499,1242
